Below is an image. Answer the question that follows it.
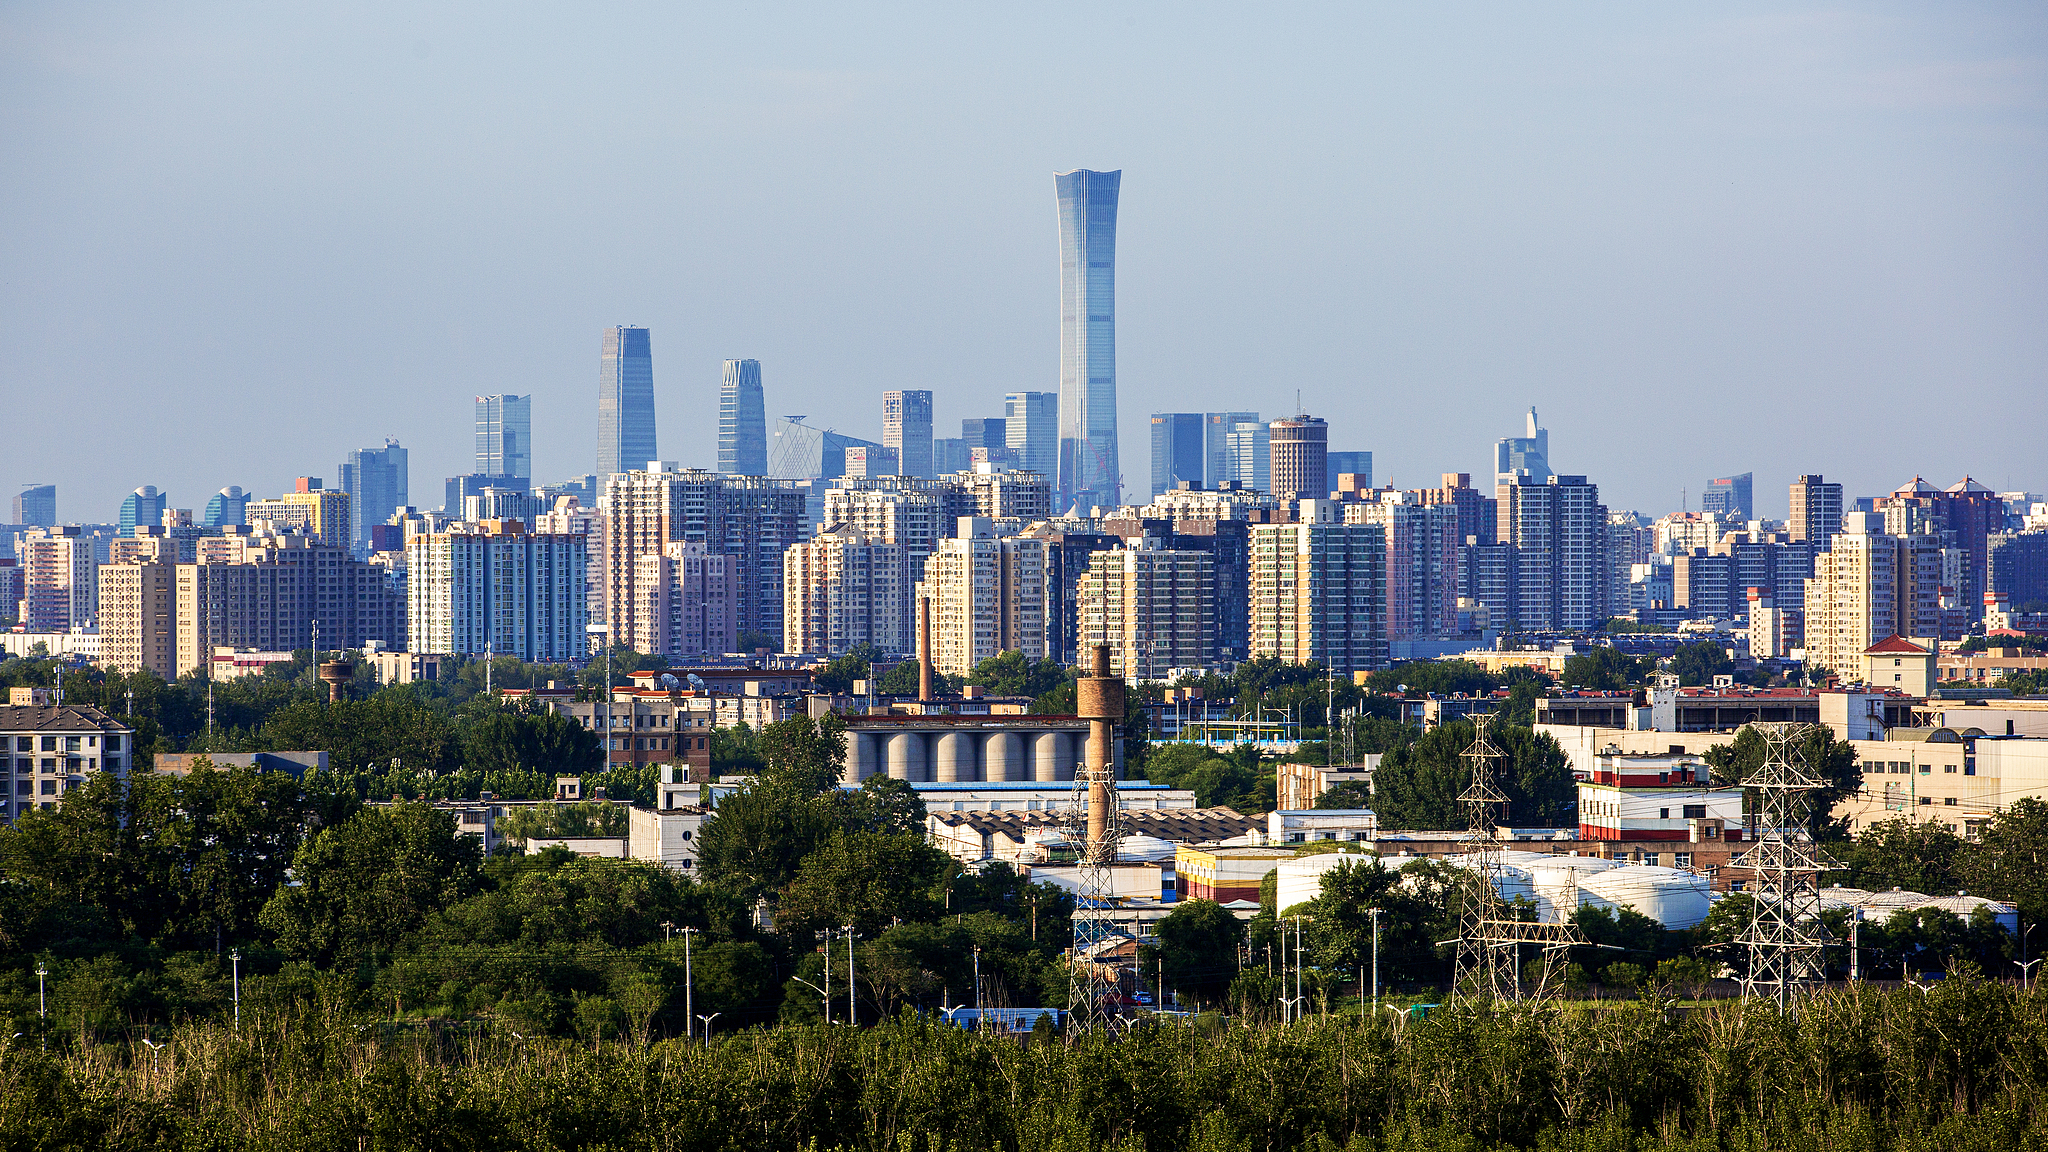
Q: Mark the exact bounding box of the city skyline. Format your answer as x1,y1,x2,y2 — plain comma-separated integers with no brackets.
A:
4,5,2044,518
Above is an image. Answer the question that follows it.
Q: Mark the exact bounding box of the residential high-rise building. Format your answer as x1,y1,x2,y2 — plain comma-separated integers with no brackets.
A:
405,519,588,663
1150,413,1205,499
1019,523,1125,666
842,447,899,479
13,485,55,528
719,359,768,475
1205,412,1258,489
1055,168,1121,513
1802,515,1953,678
633,542,737,660
174,533,405,677
340,440,409,553
1700,473,1753,521
1606,511,1654,621
1499,474,1608,632
918,518,1046,677
1877,477,2004,622
1989,531,2048,610
1789,475,1845,548
948,467,1053,523
597,325,657,477
1494,407,1552,488
1076,542,1215,679
17,527,96,631
1248,506,1387,674
533,495,604,625
1346,494,1461,643
600,465,807,651
475,396,531,482
962,418,1008,458
783,525,910,656
118,487,167,536
1004,392,1058,479
97,561,177,677
1415,473,1497,547
1224,421,1270,492
883,390,934,479
1269,416,1328,504
1327,452,1373,497
201,487,247,528
245,481,351,549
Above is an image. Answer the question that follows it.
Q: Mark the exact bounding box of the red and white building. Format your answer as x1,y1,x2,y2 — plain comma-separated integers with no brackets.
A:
1577,752,1743,842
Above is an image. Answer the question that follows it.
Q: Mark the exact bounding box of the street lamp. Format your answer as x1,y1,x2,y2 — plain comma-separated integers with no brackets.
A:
230,949,241,1031
34,962,46,1020
695,1013,721,1043
680,927,697,1039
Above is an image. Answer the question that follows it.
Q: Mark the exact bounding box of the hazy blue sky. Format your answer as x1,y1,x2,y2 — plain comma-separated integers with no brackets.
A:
4,2,2044,523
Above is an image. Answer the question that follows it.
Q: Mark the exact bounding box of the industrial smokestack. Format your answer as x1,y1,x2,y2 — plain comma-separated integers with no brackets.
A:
1074,643,1123,865
918,596,933,703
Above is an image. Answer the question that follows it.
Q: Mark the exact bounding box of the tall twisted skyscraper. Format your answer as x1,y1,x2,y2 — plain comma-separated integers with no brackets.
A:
1056,169,1121,513
719,359,768,475
598,326,657,477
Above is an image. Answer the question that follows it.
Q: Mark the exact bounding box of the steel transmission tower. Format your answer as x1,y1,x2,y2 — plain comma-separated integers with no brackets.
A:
1451,714,1585,1001
1728,722,1834,1011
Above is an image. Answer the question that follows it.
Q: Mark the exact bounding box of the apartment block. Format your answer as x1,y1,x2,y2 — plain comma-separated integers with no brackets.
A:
1249,506,1387,674
407,520,589,663
783,525,910,656
1499,474,1607,632
918,518,1046,678
97,561,177,677
1789,475,1844,548
601,465,807,650
245,482,352,548
0,705,134,819
1802,515,1952,679
1076,542,1215,679
632,542,737,661
174,534,406,678
16,527,96,632
1345,494,1461,641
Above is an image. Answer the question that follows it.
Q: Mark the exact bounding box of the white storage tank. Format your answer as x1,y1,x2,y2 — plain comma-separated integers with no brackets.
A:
1911,894,2019,934
1852,888,1933,919
1576,865,1713,930
1442,853,1537,904
1524,856,1621,921
1116,834,1179,864
1275,848,1378,913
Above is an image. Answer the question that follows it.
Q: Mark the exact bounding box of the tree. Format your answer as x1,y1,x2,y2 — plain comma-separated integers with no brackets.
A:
259,803,482,964
967,650,1068,699
1315,781,1374,810
1360,660,1499,698
834,774,926,836
813,644,881,694
1961,796,2048,924
1568,904,1669,980
1560,646,1652,691
1144,742,1269,812
757,713,848,794
1141,899,1243,1006
709,722,765,777
775,831,951,940
1703,726,1861,837
462,706,602,776
1846,817,1965,895
696,779,841,896
1668,641,1735,688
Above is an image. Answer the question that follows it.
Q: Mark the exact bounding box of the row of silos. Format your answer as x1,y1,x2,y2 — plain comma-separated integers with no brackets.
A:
1442,852,1717,930
843,725,1082,783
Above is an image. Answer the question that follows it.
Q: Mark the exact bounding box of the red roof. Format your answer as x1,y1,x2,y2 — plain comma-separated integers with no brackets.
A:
1863,634,1930,656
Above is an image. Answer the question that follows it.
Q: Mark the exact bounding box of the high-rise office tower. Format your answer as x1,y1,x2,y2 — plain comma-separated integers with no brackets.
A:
1055,168,1121,513
1150,413,1206,498
1205,412,1258,489
1327,452,1373,496
1268,415,1328,503
1494,407,1552,488
719,359,768,475
1499,474,1608,632
340,440,409,553
1789,475,1845,548
1004,392,1058,479
475,396,531,481
883,390,933,478
118,487,167,536
1700,473,1753,521
202,487,247,528
13,485,55,527
1224,422,1270,492
597,326,657,477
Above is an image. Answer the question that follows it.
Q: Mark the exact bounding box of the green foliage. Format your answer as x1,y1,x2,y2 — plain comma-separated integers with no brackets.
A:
777,831,952,940
1960,795,2048,924
1314,781,1373,809
1298,856,1458,989
1560,645,1655,690
756,713,848,794
460,704,602,776
709,722,765,777
1143,742,1272,812
1603,617,1674,633
1669,639,1736,687
494,801,631,846
1568,904,1671,979
1140,899,1243,1006
1957,633,2048,653
877,658,962,696
1704,725,1862,837
966,649,1069,698
1361,659,1500,697
812,644,881,694
258,803,482,965
1368,720,1575,830
1847,817,1966,894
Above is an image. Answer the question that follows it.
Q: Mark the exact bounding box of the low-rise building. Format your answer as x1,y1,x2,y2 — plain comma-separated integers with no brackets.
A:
1174,844,1297,904
208,647,299,681
155,750,328,775
1274,759,1377,810
1576,752,1742,842
0,705,133,819
1859,635,1937,696
1264,809,1376,845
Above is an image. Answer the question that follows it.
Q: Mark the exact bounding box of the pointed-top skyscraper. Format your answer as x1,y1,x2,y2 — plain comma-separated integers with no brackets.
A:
598,326,657,477
1056,169,1121,513
719,359,768,475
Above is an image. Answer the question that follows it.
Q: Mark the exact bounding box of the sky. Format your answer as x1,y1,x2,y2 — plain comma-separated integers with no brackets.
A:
4,2,2045,525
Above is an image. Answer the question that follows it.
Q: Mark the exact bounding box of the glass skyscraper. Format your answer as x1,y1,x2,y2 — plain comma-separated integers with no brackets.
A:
118,486,166,535
1055,169,1121,513
719,359,768,475
598,326,657,477
1150,413,1205,497
475,395,531,481
340,440,409,552
202,486,247,528
883,390,933,478
1004,391,1057,478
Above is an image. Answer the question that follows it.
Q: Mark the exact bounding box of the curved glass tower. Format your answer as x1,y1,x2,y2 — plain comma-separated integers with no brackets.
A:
1056,169,1121,513
719,359,768,475
598,326,657,476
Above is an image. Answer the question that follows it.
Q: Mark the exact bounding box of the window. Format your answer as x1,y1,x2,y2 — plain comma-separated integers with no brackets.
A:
1919,764,1931,775
1675,852,1693,869
1944,764,1957,773
39,737,55,752
13,738,27,752
105,735,120,752
1659,808,1669,820
1682,804,1707,819
1919,796,1932,805
1943,797,1959,806
38,781,54,795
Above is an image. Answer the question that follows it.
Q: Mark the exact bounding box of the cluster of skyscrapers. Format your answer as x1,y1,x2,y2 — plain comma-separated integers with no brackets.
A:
14,166,2048,689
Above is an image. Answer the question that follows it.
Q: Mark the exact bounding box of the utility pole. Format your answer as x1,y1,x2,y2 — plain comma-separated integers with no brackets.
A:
231,948,241,1031
972,945,982,1010
681,927,697,1039
845,926,856,1025
1369,907,1381,1015
821,929,833,1024
206,681,214,739
1294,915,1304,1022
1849,911,1860,982
35,961,47,1019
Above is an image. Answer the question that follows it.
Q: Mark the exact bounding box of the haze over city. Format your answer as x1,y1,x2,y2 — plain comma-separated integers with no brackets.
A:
5,2,2045,520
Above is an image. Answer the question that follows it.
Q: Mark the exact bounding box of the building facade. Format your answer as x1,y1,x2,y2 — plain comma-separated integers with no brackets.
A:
474,396,530,481
0,705,133,819
631,541,737,660
1150,413,1206,499
17,527,96,631
919,519,1047,677
1789,474,1845,548
1500,474,1607,632
597,325,657,477
1268,415,1328,504
719,359,768,475
245,483,352,549
1075,543,1215,678
341,440,409,553
406,520,589,663
883,390,934,479
783,525,910,656
1346,494,1461,642
1248,507,1388,674
1055,168,1122,513
601,465,806,651
172,533,406,678
118,486,167,536
12,485,55,528
1004,392,1058,480
97,561,176,677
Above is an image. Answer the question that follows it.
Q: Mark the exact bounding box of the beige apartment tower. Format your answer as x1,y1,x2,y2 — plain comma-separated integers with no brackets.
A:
917,518,1046,678
1075,543,1215,679
783,526,910,656
98,562,177,678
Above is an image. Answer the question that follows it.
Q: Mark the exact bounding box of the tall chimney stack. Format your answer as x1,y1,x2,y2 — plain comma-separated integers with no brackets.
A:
918,595,934,703
1074,643,1123,865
